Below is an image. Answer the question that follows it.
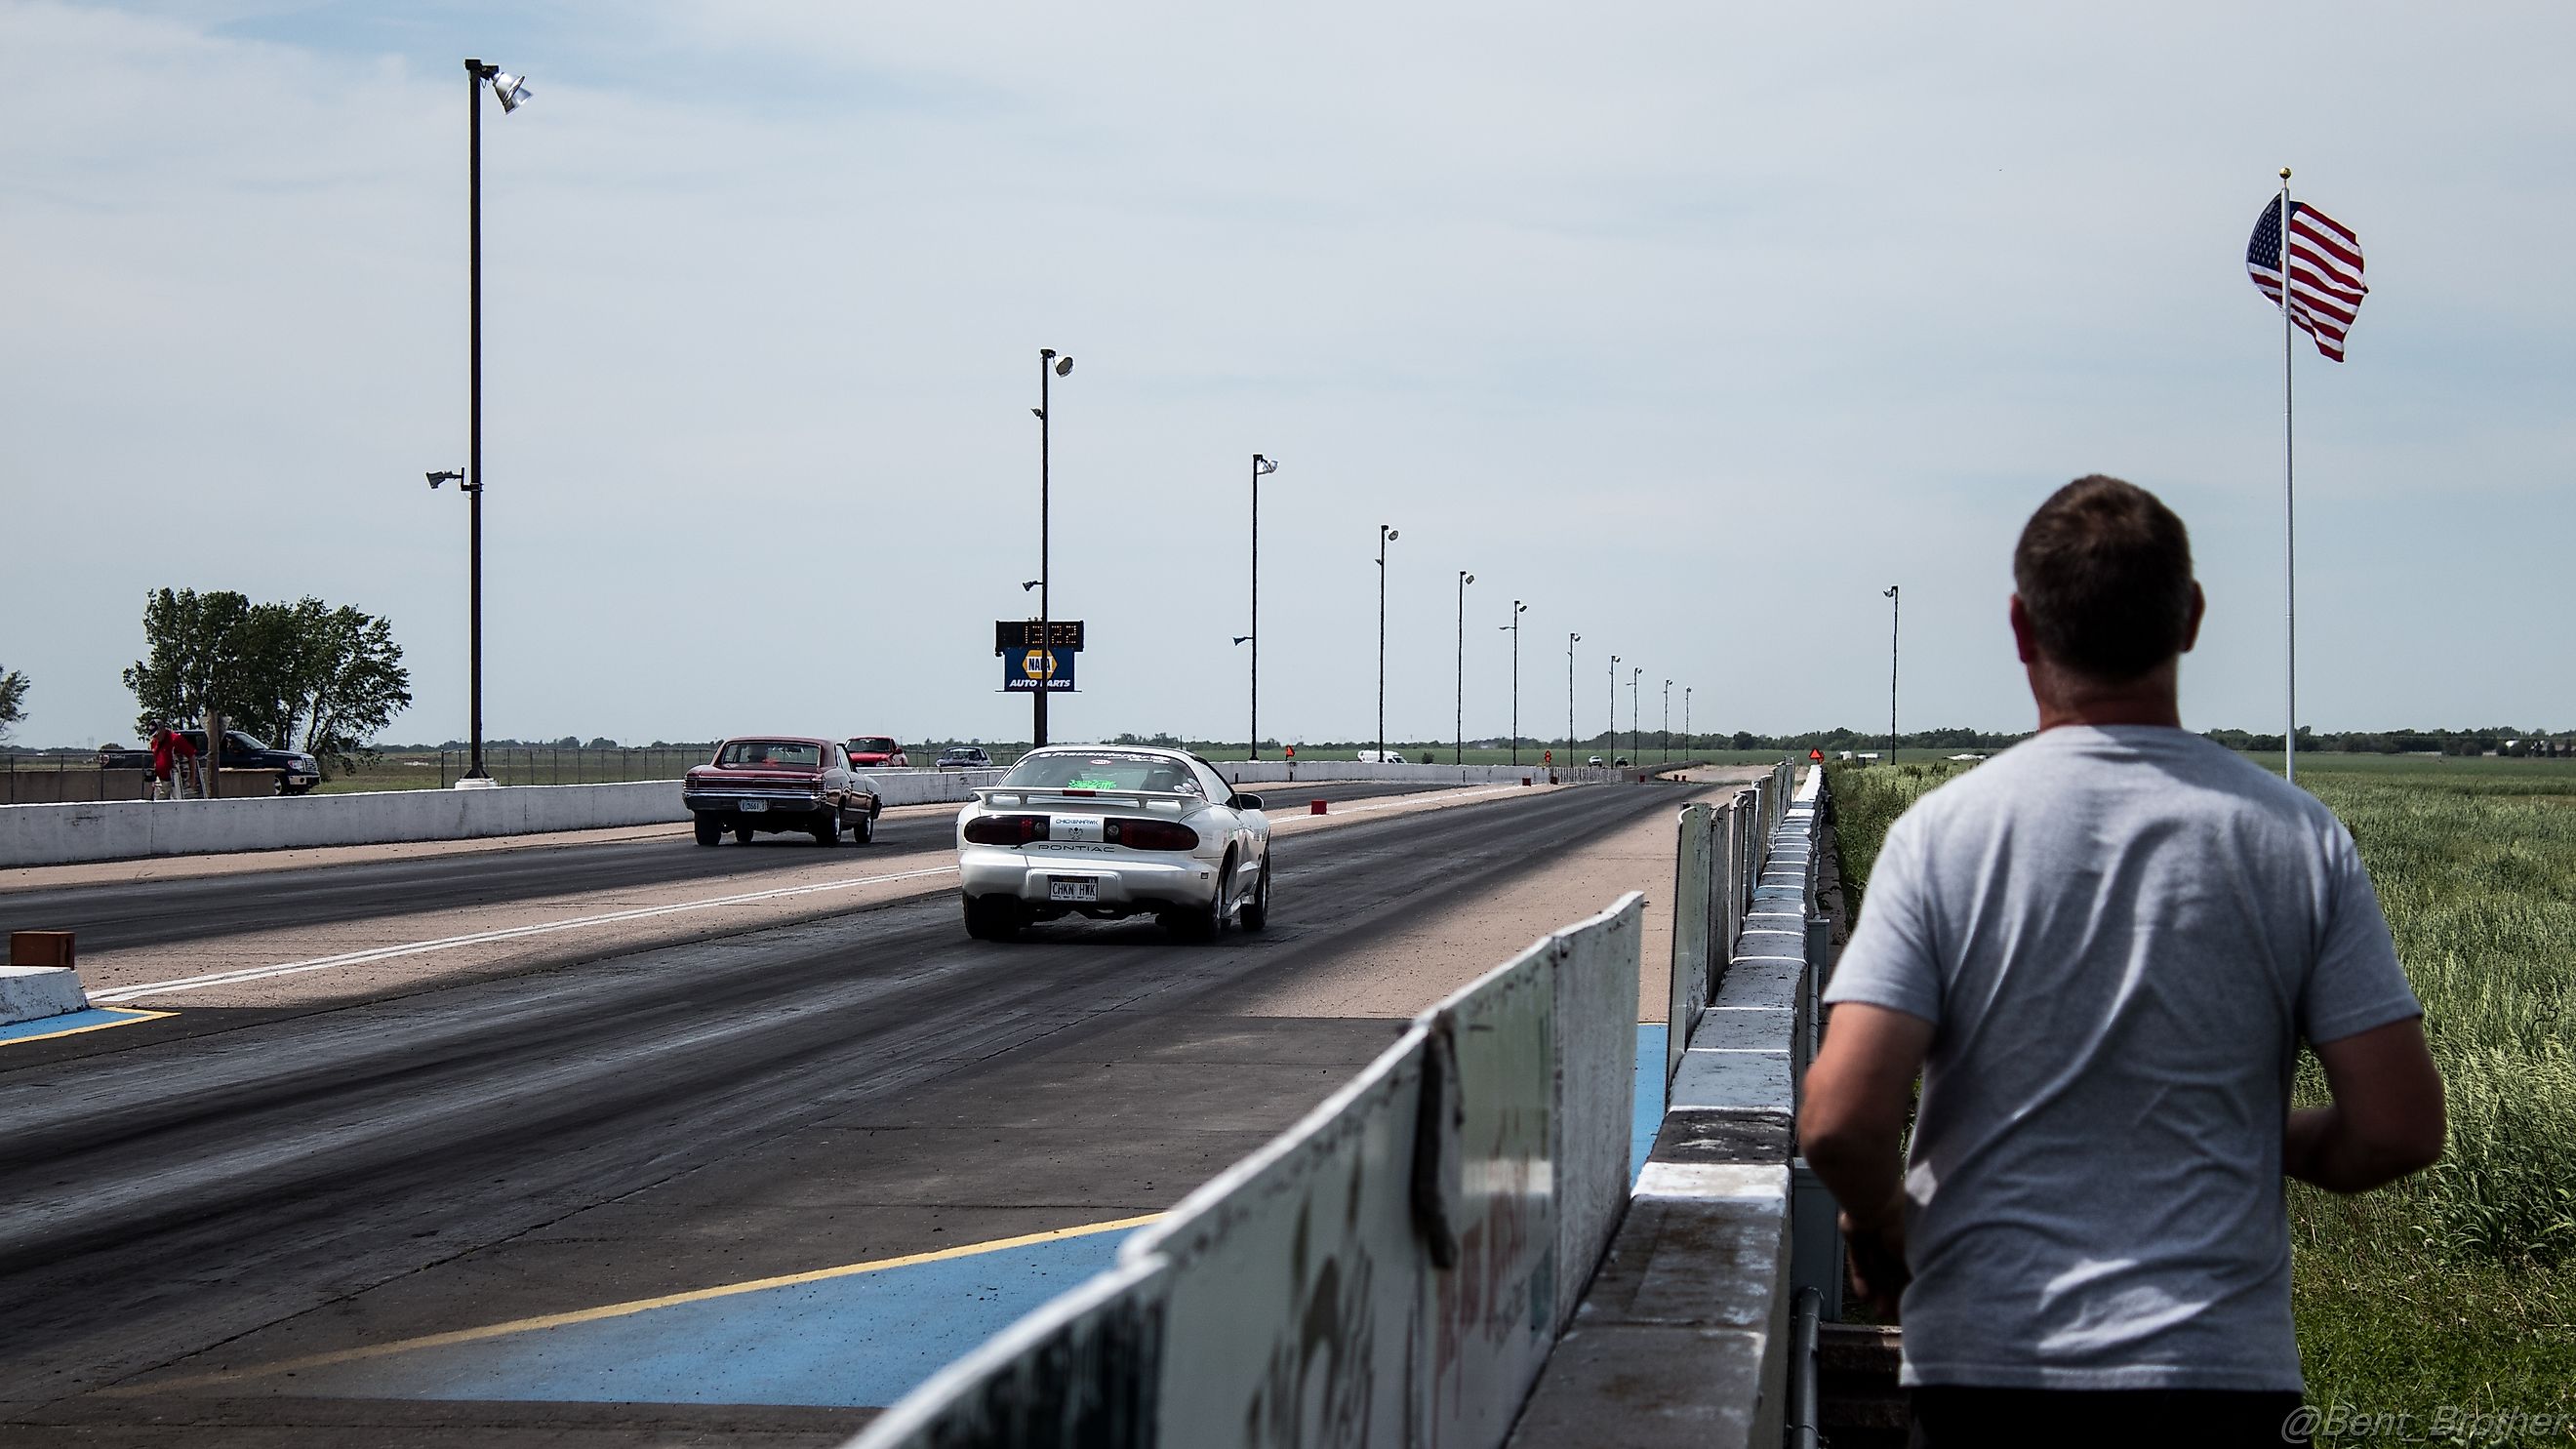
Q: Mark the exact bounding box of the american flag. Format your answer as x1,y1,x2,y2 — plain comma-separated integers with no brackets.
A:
2247,195,2368,361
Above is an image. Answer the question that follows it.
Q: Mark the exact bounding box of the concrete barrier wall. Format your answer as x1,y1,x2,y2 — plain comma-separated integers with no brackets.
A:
1506,762,1822,1449
849,893,1647,1449
0,758,1671,868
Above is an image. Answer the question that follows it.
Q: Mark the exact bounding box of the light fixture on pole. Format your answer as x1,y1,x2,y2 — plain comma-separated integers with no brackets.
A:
1031,348,1073,749
1884,584,1901,768
1567,632,1581,771
1500,601,1527,766
1455,571,1474,764
457,57,532,785
1376,525,1398,764
1250,454,1276,759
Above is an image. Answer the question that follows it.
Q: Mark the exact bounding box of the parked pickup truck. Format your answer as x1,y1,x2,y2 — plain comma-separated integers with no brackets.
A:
96,731,322,794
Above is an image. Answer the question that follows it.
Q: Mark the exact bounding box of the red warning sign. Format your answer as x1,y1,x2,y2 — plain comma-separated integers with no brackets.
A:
1809,748,1825,761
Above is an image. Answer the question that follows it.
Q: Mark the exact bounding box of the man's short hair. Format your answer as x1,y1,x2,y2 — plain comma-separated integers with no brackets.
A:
2014,475,2196,681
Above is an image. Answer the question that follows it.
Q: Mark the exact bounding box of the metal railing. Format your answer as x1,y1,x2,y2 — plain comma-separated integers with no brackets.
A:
416,746,712,789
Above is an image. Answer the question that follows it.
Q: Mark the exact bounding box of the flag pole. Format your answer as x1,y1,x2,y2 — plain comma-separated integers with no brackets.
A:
2279,165,2297,786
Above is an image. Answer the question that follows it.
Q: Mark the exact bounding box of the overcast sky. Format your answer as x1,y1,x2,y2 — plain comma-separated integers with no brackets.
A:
5,2,2570,749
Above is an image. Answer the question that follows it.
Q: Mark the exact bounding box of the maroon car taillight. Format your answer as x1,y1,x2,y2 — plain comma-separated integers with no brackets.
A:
1106,818,1199,852
964,813,1051,846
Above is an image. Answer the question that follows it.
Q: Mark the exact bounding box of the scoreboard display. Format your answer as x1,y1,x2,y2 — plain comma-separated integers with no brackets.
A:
994,619,1085,654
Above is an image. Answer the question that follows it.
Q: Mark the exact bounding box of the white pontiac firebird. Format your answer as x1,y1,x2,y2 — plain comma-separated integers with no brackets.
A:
955,745,1271,942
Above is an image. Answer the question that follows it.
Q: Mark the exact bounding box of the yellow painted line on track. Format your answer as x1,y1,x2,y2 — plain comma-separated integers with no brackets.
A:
90,865,962,1004
120,1212,1163,1393
0,1007,174,1046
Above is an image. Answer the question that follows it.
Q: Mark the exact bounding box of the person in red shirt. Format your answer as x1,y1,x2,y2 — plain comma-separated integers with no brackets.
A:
149,723,199,801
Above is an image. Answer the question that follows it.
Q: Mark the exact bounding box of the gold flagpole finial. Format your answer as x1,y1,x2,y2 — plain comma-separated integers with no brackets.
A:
2279,166,2292,180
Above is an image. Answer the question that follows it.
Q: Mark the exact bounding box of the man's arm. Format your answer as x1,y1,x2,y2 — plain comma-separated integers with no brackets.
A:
2284,1015,2445,1192
1800,1001,1936,1316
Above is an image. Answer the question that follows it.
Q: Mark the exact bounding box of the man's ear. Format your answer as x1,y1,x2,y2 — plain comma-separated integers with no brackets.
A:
2181,582,2206,654
2009,594,2038,664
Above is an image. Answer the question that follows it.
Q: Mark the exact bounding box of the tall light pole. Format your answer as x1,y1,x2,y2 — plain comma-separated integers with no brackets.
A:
458,59,529,784
1377,525,1399,763
1250,454,1276,759
1662,679,1671,765
1607,655,1620,761
1684,685,1693,762
1454,570,1474,763
1500,601,1527,765
1884,584,1901,768
1566,632,1581,770
1031,348,1073,748
1630,666,1643,766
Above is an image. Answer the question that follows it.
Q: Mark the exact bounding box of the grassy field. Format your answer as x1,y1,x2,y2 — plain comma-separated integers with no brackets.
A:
1826,752,2576,1436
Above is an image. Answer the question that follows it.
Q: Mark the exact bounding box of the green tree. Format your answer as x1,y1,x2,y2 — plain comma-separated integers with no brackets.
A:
121,589,412,772
0,665,27,743
121,588,262,734
281,601,413,769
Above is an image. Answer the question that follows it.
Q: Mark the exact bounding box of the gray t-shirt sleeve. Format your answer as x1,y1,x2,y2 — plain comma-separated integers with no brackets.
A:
2298,822,2422,1045
1822,811,1943,1026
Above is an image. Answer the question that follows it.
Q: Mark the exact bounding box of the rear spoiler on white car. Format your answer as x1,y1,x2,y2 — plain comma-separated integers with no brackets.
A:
970,785,1200,811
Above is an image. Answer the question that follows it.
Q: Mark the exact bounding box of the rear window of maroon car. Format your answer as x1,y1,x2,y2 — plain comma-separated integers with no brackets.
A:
716,741,823,769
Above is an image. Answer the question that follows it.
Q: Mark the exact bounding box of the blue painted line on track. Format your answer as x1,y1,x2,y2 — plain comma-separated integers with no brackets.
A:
1632,1023,1667,1189
298,1228,1138,1408
0,1006,166,1046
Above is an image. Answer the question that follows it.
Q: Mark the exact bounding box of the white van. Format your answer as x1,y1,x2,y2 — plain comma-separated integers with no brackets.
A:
1352,749,1409,764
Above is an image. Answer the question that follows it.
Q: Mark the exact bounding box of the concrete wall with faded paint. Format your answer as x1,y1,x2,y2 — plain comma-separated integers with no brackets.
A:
848,893,1648,1449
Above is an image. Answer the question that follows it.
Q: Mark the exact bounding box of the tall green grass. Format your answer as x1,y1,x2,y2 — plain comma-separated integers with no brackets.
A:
1827,760,1972,916
2289,772,2576,1430
1827,754,2576,1430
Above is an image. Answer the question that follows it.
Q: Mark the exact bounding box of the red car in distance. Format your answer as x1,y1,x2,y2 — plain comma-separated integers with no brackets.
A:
846,735,909,769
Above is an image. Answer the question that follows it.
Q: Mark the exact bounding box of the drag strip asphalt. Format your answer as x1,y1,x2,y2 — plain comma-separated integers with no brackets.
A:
0,780,1442,954
0,778,1692,1444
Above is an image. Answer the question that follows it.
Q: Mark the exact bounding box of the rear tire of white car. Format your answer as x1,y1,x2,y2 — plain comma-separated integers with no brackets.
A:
1162,852,1233,942
1239,858,1271,933
963,895,1020,942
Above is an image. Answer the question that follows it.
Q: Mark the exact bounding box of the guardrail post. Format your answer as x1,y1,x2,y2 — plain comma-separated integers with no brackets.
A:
1668,803,1714,1086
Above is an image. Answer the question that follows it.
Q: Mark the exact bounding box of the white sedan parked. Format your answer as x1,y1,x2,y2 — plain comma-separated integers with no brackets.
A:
955,745,1271,942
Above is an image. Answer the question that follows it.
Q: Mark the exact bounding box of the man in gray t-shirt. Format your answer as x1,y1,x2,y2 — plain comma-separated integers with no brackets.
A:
1801,476,2446,1446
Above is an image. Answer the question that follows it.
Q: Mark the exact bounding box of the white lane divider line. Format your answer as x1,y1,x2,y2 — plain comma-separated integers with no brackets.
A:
90,865,959,1003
